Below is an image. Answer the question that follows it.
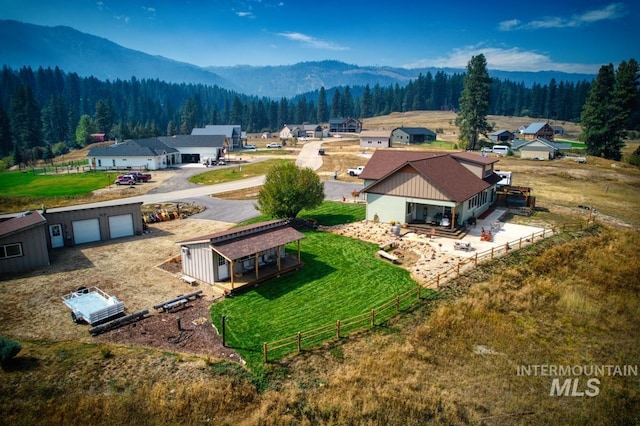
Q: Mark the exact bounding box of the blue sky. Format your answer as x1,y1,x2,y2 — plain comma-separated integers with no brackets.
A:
1,0,638,73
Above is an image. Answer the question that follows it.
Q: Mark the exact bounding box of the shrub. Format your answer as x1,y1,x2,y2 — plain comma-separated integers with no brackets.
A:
0,335,22,366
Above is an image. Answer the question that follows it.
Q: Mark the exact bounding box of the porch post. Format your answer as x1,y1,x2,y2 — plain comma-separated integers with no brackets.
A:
277,245,282,271
230,259,235,290
451,205,456,230
297,240,301,264
255,253,259,279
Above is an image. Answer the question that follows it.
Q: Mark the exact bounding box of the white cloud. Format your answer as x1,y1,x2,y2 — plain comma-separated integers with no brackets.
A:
404,45,600,73
499,2,626,31
236,11,254,18
276,32,348,51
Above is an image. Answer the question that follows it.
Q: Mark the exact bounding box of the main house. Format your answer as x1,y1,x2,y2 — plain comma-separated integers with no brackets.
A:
358,150,502,230
177,220,306,292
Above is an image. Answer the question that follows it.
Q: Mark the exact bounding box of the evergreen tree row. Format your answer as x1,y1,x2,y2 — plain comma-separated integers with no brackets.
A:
1,64,628,164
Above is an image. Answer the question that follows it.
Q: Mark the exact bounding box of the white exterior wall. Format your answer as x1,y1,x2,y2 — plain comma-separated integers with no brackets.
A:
359,137,391,148
93,155,173,170
181,243,215,284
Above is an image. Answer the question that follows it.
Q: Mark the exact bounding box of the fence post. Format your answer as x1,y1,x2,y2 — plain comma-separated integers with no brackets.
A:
474,252,478,267
371,309,375,327
396,296,400,313
297,332,302,353
221,315,226,347
491,247,494,260
456,262,460,278
505,242,509,253
436,273,440,289
519,237,522,249
336,320,341,339
417,285,421,301
263,342,268,362
531,232,534,243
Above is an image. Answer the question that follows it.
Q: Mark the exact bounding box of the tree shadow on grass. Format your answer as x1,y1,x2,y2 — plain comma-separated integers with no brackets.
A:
1,356,40,372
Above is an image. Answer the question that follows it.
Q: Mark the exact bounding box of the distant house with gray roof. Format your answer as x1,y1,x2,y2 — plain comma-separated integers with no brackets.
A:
391,127,437,145
512,138,571,160
191,125,245,150
490,130,515,143
520,122,555,141
159,135,227,164
88,139,180,170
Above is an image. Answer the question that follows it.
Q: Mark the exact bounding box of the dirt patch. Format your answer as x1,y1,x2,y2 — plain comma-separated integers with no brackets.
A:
95,297,242,363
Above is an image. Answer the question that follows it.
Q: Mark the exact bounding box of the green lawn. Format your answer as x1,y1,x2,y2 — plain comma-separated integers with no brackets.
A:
210,221,420,369
0,171,111,198
189,158,293,185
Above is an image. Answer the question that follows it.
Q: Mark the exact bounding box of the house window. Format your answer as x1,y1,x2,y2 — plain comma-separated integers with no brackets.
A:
112,159,116,167
0,243,23,259
218,256,226,266
98,159,102,167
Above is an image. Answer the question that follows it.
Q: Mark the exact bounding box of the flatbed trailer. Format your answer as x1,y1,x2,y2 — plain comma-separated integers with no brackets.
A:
62,286,125,325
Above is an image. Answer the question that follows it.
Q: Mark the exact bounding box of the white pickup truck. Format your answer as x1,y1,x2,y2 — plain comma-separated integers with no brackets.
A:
347,166,365,176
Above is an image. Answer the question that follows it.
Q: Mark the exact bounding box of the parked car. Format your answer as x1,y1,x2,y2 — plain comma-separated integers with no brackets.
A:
266,143,282,148
130,171,151,182
347,166,365,176
115,174,136,185
244,144,257,150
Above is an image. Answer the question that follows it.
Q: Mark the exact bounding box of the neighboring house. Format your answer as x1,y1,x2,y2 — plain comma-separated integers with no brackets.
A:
177,220,306,291
358,150,502,229
512,138,572,160
551,125,565,135
390,127,437,145
159,135,227,164
43,202,144,247
91,133,107,142
191,125,245,150
0,210,49,274
521,122,555,141
88,138,180,171
279,124,322,140
359,130,392,148
329,117,362,133
490,130,515,143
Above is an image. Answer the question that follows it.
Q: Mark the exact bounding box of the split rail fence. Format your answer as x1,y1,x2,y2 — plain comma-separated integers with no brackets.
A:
261,219,595,362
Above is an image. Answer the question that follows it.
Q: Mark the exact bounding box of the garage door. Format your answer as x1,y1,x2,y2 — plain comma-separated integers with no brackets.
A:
72,218,101,244
108,214,134,239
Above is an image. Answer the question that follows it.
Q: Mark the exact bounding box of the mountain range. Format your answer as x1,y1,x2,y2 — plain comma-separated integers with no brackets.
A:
0,19,596,99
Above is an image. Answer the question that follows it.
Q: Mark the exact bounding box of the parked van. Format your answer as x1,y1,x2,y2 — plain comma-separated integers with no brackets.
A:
492,145,510,155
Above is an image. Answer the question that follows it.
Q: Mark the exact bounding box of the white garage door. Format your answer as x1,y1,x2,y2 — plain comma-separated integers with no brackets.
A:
72,218,101,244
108,214,134,239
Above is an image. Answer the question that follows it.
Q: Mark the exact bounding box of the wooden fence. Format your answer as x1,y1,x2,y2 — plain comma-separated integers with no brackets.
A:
260,219,595,362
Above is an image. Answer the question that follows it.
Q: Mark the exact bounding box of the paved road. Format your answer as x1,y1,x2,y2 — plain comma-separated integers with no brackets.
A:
40,146,363,223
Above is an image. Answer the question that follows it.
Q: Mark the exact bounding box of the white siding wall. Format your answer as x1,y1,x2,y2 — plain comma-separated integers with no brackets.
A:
181,243,215,284
365,193,406,223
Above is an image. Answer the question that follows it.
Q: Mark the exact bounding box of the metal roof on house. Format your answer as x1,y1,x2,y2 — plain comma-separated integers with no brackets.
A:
392,127,436,135
522,122,549,134
158,135,226,148
87,138,178,157
177,219,306,261
360,150,493,203
0,210,46,239
359,130,391,138
191,125,241,137
513,138,571,151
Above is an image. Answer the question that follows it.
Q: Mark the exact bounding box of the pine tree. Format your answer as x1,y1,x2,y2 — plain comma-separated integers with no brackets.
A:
317,87,328,123
455,54,492,150
581,60,638,160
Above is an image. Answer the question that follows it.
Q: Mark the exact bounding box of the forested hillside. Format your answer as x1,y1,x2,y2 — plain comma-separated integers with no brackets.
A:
0,64,625,166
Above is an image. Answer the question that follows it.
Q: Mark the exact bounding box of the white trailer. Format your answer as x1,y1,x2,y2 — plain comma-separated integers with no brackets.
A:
62,287,125,325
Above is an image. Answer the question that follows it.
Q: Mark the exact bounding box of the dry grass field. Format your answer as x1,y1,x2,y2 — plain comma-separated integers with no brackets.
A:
1,111,639,425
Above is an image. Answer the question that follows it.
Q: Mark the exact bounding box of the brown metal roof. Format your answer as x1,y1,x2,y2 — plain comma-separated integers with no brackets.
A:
0,210,47,239
360,150,493,202
177,219,306,261
212,226,305,260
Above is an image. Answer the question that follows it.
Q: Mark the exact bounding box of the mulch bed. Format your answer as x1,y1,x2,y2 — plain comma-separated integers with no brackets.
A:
95,298,242,363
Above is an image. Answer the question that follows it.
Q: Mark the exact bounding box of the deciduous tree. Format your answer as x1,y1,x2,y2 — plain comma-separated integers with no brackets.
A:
256,162,325,219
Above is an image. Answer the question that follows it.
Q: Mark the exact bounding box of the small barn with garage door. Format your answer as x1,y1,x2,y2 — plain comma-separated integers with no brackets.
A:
42,202,144,248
